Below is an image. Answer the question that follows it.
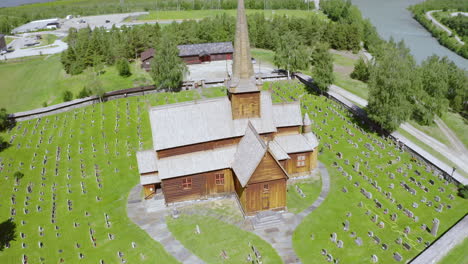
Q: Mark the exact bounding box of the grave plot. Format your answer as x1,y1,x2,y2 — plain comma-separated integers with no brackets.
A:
167,214,282,264
0,91,199,264
265,81,468,263
287,177,322,214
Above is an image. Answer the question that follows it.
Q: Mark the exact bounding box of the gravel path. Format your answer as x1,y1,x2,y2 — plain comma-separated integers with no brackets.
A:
426,10,465,45
434,117,468,154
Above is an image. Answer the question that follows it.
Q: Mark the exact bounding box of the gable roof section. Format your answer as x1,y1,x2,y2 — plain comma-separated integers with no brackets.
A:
274,134,315,154
232,123,267,187
272,102,303,128
178,42,234,57
303,132,319,149
268,140,290,161
149,91,276,150
140,48,155,61
136,150,158,174
158,145,237,180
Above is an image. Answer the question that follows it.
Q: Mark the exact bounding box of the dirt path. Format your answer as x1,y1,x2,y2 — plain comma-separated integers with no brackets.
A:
434,117,468,155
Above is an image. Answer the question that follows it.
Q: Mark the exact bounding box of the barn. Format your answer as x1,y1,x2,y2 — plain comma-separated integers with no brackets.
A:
140,42,234,71
136,0,319,215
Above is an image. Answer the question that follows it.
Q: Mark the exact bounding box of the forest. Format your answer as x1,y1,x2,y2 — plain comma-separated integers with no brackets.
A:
441,14,468,39
0,0,309,34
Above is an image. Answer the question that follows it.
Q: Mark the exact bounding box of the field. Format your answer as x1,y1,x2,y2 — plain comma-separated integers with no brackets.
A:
438,237,468,264
134,9,328,21
0,91,208,263
264,81,468,263
0,55,151,113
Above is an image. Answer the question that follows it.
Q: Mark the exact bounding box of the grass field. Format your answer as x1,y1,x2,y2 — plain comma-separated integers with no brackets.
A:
287,177,322,214
0,91,205,263
438,237,468,264
407,120,450,147
134,9,327,21
0,55,151,112
266,81,468,263
167,214,282,263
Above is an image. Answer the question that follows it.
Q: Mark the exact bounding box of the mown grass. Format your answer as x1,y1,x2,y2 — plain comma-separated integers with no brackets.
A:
267,81,468,263
437,236,468,264
167,214,282,264
135,9,327,21
0,91,205,263
0,54,152,112
201,86,227,98
407,120,451,147
287,177,322,214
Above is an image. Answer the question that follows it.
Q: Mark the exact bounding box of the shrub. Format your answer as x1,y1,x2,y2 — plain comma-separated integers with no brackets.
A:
63,90,73,102
458,185,468,199
116,58,131,77
350,58,370,82
78,87,92,98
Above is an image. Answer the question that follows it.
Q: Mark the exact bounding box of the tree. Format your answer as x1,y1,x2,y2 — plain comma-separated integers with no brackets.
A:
350,58,369,82
458,185,468,199
150,35,187,92
63,90,73,102
310,42,335,92
78,87,92,99
0,219,16,251
116,58,131,77
367,40,416,131
14,171,24,185
274,31,310,79
0,108,10,131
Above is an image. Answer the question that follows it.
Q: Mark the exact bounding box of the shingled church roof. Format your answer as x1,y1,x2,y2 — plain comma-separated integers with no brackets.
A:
177,42,233,57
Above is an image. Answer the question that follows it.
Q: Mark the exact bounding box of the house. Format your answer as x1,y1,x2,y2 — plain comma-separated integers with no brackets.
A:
0,34,6,51
140,42,234,71
136,0,319,215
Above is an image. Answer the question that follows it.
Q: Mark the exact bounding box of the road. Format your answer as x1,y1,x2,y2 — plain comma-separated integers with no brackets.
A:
426,10,465,45
1,38,68,60
329,84,468,178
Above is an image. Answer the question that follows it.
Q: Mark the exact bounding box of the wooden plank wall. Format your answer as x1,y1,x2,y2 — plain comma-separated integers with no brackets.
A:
245,179,286,214
231,91,261,119
249,152,287,184
287,152,312,176
162,169,234,203
158,137,241,158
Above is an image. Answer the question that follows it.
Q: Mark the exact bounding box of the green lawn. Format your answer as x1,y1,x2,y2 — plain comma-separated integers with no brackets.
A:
201,86,227,98
438,237,468,264
135,9,327,21
251,48,275,66
441,111,468,149
287,177,322,214
167,214,282,264
267,81,468,263
0,91,205,263
0,55,152,112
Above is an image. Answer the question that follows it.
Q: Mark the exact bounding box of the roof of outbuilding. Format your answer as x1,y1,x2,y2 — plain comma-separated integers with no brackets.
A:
272,102,303,127
232,123,267,187
157,145,237,180
177,42,233,57
140,48,155,61
136,150,158,174
274,134,316,154
149,91,276,151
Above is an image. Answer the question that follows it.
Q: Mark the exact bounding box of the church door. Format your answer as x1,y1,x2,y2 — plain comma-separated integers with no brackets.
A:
262,195,269,210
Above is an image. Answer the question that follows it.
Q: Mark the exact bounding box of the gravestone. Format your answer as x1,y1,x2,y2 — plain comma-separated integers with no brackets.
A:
343,220,350,231
431,218,440,236
371,255,378,263
330,233,337,243
393,252,402,262
337,240,343,248
378,221,385,228
355,237,363,246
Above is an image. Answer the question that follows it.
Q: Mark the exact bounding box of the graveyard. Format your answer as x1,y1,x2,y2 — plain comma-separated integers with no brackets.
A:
0,79,467,263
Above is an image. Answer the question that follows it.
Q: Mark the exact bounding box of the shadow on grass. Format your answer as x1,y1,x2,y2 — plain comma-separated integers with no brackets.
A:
0,218,17,251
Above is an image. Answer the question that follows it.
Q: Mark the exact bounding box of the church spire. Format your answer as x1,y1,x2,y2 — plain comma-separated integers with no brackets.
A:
232,0,254,80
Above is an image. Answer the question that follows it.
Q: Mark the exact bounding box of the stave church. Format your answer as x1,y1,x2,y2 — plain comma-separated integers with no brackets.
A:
136,0,319,215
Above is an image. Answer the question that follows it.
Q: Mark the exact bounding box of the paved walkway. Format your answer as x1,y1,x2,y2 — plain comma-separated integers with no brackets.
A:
252,162,331,264
126,185,205,264
426,10,465,45
410,214,468,264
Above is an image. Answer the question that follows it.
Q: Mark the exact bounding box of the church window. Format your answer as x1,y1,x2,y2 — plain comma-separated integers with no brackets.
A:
263,184,269,193
297,155,306,167
215,173,225,185
182,177,192,190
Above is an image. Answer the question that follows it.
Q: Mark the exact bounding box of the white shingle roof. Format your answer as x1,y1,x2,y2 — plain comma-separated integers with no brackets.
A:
140,173,161,185
303,132,319,149
272,102,303,127
149,91,276,150
268,140,290,160
232,123,267,187
275,134,315,154
157,146,237,180
136,150,158,174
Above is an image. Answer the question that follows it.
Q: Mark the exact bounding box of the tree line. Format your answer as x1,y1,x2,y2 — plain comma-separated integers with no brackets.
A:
409,0,468,59
441,14,468,39
0,0,310,34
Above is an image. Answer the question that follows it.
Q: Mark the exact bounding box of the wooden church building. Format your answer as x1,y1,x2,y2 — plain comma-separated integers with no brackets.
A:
136,0,319,215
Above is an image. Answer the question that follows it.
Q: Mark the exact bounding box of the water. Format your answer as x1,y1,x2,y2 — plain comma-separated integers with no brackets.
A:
351,0,468,70
0,0,54,8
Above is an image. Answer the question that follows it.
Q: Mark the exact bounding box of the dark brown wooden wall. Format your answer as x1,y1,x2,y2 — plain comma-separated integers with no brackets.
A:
162,169,234,203
231,91,261,119
158,137,241,158
276,126,301,136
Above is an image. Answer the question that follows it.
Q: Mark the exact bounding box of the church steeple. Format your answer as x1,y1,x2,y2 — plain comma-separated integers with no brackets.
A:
228,0,261,119
232,0,254,80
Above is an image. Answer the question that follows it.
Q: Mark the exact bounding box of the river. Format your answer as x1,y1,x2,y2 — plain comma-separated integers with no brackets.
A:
0,0,54,8
351,0,467,70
